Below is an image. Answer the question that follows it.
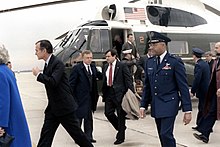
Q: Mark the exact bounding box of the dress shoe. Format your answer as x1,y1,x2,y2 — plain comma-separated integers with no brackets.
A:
90,139,96,143
114,140,124,145
192,126,198,131
193,133,209,143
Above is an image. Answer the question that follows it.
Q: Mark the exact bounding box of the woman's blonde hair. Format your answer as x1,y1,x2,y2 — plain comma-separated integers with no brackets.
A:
0,43,9,64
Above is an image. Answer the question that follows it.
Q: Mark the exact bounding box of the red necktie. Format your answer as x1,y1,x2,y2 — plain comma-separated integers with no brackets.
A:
109,63,113,86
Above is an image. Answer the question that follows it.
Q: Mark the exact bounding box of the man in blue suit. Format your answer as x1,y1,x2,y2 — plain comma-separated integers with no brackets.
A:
69,50,102,143
140,31,192,147
190,48,210,131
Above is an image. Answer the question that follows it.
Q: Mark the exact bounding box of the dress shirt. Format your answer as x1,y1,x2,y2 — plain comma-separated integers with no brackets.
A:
106,59,116,86
83,63,92,75
36,54,52,78
158,50,167,63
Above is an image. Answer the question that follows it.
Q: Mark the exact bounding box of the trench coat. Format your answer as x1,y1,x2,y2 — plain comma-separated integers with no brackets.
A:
0,65,32,147
204,59,220,120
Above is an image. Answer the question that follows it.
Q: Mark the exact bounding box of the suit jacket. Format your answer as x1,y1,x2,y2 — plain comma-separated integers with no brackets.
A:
69,62,102,118
140,53,192,118
191,59,210,99
122,42,137,58
207,59,214,73
102,60,134,103
204,59,220,120
37,55,78,116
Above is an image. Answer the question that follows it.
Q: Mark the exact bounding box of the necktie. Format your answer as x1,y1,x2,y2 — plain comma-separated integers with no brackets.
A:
88,65,91,76
109,63,113,86
157,56,160,69
43,63,47,73
87,65,92,91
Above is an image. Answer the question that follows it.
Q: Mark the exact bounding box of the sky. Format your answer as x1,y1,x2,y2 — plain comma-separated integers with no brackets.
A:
0,0,220,71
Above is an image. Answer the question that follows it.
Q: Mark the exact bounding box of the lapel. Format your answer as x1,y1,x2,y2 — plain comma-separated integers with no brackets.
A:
44,54,54,74
156,53,169,73
114,61,120,80
80,62,91,79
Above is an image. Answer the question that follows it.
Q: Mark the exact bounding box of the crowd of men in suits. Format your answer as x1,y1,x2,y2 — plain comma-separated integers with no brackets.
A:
30,31,220,147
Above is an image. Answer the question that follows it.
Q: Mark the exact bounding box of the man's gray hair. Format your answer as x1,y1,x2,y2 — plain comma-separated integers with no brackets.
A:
0,43,9,64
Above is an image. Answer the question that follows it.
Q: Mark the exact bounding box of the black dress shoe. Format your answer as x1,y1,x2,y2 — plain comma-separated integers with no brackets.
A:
192,126,198,131
114,140,124,145
90,139,96,143
193,133,209,143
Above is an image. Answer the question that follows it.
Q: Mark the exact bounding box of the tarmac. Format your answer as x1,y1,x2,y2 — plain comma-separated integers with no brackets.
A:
16,72,220,147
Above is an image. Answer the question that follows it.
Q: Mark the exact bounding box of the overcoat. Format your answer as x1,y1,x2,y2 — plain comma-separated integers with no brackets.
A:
0,65,32,147
204,59,220,120
69,62,102,118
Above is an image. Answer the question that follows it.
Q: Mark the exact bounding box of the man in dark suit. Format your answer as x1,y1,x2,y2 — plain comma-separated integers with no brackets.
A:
135,45,154,81
193,42,220,143
190,48,210,131
102,49,134,145
32,40,93,147
204,51,214,74
122,33,139,58
140,31,192,147
69,50,102,143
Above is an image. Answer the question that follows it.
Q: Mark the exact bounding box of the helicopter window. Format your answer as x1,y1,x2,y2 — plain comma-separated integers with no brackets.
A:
56,28,89,64
68,28,89,51
168,41,189,54
89,29,101,52
61,29,80,48
100,29,110,52
147,6,207,27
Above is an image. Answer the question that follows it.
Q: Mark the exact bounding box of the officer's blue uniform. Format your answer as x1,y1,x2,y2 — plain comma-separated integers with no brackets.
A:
141,31,192,147
191,48,210,128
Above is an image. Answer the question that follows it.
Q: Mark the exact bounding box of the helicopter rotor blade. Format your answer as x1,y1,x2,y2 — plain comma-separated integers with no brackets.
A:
128,0,141,3
203,3,220,17
0,0,86,13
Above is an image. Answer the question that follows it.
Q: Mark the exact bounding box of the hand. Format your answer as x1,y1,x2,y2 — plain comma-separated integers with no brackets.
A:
183,112,192,125
32,67,40,76
217,88,220,97
189,92,194,97
0,127,5,137
140,108,146,119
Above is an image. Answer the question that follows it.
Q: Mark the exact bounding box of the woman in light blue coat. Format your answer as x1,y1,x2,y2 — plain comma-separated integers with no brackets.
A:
0,43,32,147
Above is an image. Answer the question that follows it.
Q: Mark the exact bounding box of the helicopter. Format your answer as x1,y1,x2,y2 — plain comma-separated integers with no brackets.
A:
0,0,219,83
52,0,220,86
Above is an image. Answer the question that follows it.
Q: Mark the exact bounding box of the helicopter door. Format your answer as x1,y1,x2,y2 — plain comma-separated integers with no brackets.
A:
89,28,111,56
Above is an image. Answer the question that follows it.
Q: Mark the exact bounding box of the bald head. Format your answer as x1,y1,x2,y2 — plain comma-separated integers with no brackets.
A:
215,42,220,55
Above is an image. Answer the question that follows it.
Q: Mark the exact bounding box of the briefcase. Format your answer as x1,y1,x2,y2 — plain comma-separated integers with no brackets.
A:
0,133,15,147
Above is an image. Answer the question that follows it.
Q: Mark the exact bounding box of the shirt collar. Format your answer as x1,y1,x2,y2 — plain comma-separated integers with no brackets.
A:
83,62,90,69
45,54,52,65
111,59,117,66
159,50,167,63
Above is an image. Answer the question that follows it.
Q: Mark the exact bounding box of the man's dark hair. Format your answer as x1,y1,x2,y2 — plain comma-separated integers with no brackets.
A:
36,40,53,54
105,49,118,57
127,33,133,38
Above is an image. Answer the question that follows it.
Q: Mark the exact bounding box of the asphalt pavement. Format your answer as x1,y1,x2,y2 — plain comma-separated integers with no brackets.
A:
16,72,220,147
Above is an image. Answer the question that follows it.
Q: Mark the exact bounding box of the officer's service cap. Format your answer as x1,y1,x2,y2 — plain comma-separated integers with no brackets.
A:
122,49,132,54
192,48,204,57
148,31,171,44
